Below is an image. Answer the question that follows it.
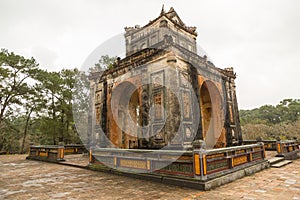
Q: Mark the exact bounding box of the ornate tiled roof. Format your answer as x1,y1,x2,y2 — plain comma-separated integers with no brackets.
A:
125,6,197,37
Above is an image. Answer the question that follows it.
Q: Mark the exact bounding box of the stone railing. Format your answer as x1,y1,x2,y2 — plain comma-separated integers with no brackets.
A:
243,140,277,151
276,140,300,159
27,145,65,162
90,143,266,180
91,148,194,177
64,144,87,155
193,143,266,180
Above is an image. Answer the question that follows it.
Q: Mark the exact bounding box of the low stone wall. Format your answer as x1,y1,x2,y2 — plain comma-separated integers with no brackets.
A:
193,143,266,180
276,140,300,160
27,145,65,162
64,144,87,155
243,140,277,151
89,143,268,190
91,148,194,177
26,144,269,190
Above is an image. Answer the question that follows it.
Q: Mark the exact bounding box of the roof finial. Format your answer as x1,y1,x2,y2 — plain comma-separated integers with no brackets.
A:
160,4,165,15
169,7,175,12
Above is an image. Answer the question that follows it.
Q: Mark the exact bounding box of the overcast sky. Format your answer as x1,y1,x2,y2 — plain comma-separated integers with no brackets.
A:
1,0,299,109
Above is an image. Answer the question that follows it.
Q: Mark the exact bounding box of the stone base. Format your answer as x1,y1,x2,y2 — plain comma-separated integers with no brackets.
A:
26,156,65,163
89,160,269,190
276,150,300,160
203,160,269,190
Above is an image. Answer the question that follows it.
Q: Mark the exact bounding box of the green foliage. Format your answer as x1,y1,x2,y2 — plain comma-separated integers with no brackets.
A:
90,55,117,72
35,68,80,145
241,99,300,140
240,99,300,126
0,49,82,153
0,49,40,124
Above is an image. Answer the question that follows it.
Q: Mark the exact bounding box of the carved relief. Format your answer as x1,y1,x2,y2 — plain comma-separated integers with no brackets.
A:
96,106,101,125
119,159,147,169
181,90,191,119
96,90,102,104
151,71,164,88
154,93,163,120
233,155,248,166
180,72,190,88
185,126,192,139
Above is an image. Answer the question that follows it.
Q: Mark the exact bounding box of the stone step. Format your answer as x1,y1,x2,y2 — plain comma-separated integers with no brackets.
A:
271,160,292,168
268,157,284,165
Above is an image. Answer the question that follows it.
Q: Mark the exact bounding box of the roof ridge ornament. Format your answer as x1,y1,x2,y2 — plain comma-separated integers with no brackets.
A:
160,4,165,15
168,7,175,13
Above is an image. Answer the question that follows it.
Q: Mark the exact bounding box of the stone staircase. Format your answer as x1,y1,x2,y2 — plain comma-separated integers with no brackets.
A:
268,156,292,168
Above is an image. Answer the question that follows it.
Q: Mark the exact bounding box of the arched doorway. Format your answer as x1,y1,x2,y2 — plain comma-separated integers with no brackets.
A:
200,81,224,148
111,81,141,149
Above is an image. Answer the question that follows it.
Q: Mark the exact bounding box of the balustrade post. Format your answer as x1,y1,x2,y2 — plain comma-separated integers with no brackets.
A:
192,140,207,180
89,148,93,163
200,149,207,180
57,145,65,161
276,141,282,155
257,142,266,159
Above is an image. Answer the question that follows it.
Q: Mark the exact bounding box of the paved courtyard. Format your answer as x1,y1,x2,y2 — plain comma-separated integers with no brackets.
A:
0,154,300,200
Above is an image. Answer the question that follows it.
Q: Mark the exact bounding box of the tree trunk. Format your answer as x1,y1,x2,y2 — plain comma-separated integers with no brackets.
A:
66,119,69,144
20,108,33,154
52,93,56,144
60,109,64,143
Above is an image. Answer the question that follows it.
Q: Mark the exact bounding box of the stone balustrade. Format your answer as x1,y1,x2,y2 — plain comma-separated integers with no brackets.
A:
64,144,87,155
243,140,277,151
193,143,266,180
27,145,65,162
276,140,300,159
90,143,266,181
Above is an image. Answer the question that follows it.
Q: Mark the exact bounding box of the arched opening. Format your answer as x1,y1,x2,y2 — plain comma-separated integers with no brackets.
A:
200,81,224,148
200,83,212,139
111,81,141,149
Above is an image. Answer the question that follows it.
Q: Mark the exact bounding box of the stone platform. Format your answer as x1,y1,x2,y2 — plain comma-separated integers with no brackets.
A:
89,159,269,190
89,143,268,190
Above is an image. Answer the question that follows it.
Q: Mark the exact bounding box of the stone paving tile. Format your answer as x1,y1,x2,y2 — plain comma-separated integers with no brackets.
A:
1,154,300,200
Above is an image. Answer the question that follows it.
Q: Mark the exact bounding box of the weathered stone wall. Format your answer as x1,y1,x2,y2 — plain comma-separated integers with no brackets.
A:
91,7,242,149
92,50,241,149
